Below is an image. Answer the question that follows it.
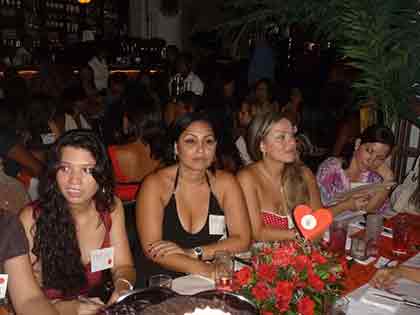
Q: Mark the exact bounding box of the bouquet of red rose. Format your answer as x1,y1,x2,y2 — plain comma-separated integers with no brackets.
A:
233,240,348,315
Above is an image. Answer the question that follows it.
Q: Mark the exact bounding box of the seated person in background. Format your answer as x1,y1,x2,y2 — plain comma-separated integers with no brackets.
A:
108,91,165,202
136,112,250,284
1,210,58,315
252,78,280,113
20,130,135,315
235,96,257,166
0,158,30,213
58,85,92,132
371,266,420,288
237,112,322,241
0,104,43,179
316,124,395,216
163,91,198,127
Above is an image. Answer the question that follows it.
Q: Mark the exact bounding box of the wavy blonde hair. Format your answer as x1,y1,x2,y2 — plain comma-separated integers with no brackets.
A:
247,112,309,211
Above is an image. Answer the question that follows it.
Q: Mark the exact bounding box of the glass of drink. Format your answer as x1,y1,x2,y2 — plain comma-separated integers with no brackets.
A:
392,214,410,255
366,214,383,256
214,251,233,291
329,220,348,254
148,274,172,288
350,235,367,260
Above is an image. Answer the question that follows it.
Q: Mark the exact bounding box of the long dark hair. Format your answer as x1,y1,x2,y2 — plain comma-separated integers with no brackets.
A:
32,129,115,296
341,124,395,169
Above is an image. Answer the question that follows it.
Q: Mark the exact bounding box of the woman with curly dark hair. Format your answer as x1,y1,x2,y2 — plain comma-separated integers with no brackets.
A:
20,130,135,315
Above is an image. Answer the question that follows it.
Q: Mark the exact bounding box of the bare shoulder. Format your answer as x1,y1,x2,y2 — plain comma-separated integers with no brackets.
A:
300,164,316,180
19,205,36,233
237,163,260,184
212,169,238,187
139,166,177,203
110,197,124,216
19,205,35,223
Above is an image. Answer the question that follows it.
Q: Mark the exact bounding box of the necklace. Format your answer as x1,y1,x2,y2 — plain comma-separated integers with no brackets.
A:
258,163,290,216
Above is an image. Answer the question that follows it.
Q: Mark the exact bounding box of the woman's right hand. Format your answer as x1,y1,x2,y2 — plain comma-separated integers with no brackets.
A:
77,297,104,315
350,193,370,212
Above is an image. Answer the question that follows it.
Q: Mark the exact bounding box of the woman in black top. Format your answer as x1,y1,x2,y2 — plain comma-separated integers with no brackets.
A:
136,112,251,284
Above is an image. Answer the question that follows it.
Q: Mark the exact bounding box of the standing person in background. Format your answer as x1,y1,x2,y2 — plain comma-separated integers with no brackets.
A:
317,124,395,216
168,53,204,97
248,36,275,87
1,210,58,315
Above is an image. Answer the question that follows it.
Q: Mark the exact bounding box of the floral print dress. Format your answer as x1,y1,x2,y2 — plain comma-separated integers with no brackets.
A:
316,157,390,214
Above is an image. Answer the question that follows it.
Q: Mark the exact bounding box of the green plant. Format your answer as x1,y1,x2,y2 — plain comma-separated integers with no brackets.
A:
223,0,420,126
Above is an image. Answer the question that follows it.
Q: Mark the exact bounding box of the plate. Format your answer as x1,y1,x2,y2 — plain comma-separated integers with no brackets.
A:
171,274,215,295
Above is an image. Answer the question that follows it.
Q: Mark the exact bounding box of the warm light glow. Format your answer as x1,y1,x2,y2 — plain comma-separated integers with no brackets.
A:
78,0,91,4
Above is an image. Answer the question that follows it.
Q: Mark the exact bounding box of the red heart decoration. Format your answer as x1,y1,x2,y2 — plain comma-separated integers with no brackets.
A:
293,205,333,240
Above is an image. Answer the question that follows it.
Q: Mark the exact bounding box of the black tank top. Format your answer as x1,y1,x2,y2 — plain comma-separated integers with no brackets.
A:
162,168,226,248
135,168,226,287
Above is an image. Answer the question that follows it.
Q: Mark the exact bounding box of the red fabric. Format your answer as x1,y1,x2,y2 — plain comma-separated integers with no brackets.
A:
107,146,139,201
34,206,113,300
261,211,289,229
343,213,420,294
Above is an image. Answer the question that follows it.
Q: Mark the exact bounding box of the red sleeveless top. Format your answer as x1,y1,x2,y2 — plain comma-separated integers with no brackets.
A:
108,146,140,201
33,204,113,300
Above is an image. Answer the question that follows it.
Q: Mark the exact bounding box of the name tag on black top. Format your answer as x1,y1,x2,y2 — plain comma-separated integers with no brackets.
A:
209,215,225,235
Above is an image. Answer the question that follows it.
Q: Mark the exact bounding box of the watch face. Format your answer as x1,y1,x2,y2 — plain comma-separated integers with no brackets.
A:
194,247,203,256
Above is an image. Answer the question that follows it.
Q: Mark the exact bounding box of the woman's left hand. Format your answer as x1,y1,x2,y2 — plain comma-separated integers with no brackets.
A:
147,241,188,259
374,163,395,182
370,268,399,289
107,288,128,305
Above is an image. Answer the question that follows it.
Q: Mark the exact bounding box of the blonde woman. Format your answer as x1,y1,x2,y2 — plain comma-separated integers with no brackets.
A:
237,112,322,242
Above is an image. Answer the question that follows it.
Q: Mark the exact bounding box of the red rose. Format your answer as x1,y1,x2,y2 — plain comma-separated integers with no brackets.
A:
257,264,277,283
308,272,325,292
251,282,271,302
339,257,349,275
297,296,315,315
235,267,252,286
262,311,274,315
272,249,293,267
328,274,337,282
275,280,294,312
311,251,328,264
295,255,311,272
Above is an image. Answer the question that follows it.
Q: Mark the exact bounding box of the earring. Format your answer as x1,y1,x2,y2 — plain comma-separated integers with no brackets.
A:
102,187,106,194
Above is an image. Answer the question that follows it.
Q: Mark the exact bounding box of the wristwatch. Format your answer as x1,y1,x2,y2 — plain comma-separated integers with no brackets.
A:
193,246,204,260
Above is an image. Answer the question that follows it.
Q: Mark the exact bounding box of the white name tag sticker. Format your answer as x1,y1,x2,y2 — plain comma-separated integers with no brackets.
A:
0,274,8,299
209,215,226,235
90,247,114,273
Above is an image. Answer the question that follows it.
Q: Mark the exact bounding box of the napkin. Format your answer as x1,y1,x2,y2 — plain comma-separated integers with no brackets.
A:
359,287,401,313
171,275,215,295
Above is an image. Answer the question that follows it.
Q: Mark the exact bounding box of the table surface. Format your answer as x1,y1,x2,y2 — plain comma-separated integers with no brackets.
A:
344,213,420,294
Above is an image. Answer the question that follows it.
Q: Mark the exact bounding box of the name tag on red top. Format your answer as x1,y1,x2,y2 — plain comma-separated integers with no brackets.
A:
90,247,114,273
0,274,8,299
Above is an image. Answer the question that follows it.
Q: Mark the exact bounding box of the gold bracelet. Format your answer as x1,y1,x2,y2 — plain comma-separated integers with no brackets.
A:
115,278,134,291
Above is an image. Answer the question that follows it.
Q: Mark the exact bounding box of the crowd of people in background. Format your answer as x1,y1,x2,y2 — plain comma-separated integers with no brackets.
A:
0,40,416,315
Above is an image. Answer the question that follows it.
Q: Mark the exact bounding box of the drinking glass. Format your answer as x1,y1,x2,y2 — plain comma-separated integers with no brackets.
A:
214,251,233,291
350,235,367,260
148,274,172,288
366,214,383,256
329,220,348,254
392,214,410,255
